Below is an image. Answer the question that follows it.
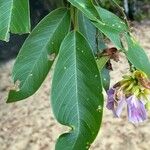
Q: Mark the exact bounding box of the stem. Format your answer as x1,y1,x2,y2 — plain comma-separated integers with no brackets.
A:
73,7,78,30
128,60,136,72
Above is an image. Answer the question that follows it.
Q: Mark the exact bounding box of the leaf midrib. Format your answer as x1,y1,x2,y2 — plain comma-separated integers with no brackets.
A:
71,32,82,149
4,0,13,40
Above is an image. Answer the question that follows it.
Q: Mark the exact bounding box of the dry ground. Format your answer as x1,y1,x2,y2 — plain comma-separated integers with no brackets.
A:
0,21,150,150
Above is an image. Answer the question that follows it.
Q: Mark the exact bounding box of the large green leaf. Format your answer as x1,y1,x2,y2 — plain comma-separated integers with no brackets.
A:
78,12,106,54
7,8,70,102
51,31,103,150
125,34,150,76
0,0,30,41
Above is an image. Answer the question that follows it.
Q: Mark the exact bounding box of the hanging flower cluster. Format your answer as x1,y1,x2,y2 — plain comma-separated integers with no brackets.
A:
107,70,150,124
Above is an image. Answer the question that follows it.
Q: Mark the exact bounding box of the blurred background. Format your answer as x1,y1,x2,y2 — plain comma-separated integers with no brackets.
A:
0,0,150,150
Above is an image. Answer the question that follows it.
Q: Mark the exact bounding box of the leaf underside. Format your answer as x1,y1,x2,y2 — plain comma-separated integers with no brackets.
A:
51,31,103,150
0,0,30,41
7,8,70,102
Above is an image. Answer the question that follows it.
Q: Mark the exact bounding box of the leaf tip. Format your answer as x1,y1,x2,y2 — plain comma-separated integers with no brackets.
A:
6,92,14,103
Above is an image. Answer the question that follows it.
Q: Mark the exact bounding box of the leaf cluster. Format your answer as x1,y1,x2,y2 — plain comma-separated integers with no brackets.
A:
0,0,149,149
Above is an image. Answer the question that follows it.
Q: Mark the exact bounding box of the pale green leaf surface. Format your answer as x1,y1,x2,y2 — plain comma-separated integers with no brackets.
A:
7,8,70,102
96,56,109,71
0,0,30,41
96,56,110,90
51,31,103,150
101,67,110,91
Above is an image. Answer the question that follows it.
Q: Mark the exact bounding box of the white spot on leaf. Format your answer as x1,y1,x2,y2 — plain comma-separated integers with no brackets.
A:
101,22,106,26
48,53,56,61
29,74,33,76
64,66,67,70
9,80,21,92
97,105,102,112
95,74,98,78
79,3,85,8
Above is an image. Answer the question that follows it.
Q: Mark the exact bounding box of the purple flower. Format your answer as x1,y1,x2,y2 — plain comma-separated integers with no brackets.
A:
106,70,150,124
106,87,147,124
126,95,147,123
106,87,126,117
115,95,126,117
106,88,115,110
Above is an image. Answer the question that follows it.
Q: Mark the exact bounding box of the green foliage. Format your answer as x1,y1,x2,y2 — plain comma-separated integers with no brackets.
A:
0,0,30,41
7,8,70,102
51,31,103,149
101,67,110,91
0,0,149,149
125,34,150,76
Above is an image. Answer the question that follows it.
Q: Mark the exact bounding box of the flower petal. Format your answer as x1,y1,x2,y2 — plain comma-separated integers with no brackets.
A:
106,88,115,110
115,96,126,117
127,95,147,124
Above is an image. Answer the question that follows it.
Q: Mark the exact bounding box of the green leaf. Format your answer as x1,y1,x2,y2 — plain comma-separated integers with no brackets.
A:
101,67,110,91
96,56,109,71
51,31,103,150
68,0,150,76
96,6,128,32
94,6,128,49
96,56,110,90
68,0,128,49
0,0,30,41
68,0,100,21
125,34,150,76
7,8,70,102
78,12,106,53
